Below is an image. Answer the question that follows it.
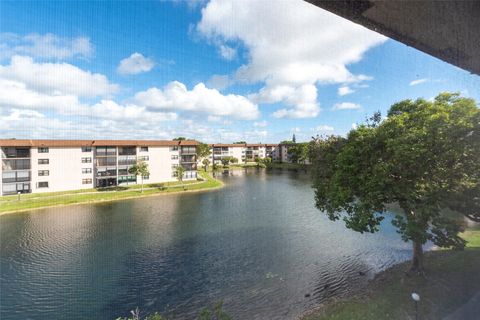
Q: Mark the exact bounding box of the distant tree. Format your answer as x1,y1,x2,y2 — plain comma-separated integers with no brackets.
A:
310,93,480,274
196,143,211,159
173,137,187,141
202,158,210,172
280,140,294,144
292,133,296,143
221,157,232,167
128,161,150,193
287,143,308,164
234,141,246,144
175,166,186,188
229,157,238,164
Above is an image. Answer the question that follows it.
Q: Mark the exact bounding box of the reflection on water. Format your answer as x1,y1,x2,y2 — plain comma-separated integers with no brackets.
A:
1,169,422,320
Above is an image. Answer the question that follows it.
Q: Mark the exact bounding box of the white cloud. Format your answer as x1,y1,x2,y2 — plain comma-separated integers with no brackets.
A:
352,123,358,130
338,86,354,96
0,55,118,97
207,115,222,122
219,45,236,60
332,102,362,110
409,78,428,86
117,52,155,75
0,33,93,60
253,120,268,127
0,79,84,112
197,0,386,118
90,100,177,122
207,74,231,90
315,125,334,131
133,81,260,120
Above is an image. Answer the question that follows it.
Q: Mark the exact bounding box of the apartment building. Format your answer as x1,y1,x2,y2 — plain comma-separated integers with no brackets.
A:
209,143,280,164
0,139,198,196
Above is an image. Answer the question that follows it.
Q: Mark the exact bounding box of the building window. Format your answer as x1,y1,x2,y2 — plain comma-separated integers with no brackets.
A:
82,179,92,184
82,168,92,174
38,159,49,165
82,147,92,152
171,155,178,160
81,157,92,163
171,164,179,169
38,147,49,153
140,147,149,152
170,146,178,151
138,156,149,161
37,181,49,188
142,175,149,180
38,170,49,176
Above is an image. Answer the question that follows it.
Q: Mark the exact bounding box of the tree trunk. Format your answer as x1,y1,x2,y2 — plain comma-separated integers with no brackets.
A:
410,240,424,274
141,176,144,193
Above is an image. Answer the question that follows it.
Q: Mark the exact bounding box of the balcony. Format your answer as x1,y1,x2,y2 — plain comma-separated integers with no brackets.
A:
118,147,136,156
118,159,136,166
2,159,31,171
181,155,197,163
181,147,197,155
2,171,31,183
96,169,117,177
1,147,30,159
96,157,117,167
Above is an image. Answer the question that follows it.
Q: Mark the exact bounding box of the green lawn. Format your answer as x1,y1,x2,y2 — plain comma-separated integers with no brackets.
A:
303,228,480,320
0,171,223,214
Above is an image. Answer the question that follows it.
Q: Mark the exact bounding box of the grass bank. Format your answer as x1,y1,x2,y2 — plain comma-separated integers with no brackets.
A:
302,226,480,320
266,162,309,170
0,171,223,215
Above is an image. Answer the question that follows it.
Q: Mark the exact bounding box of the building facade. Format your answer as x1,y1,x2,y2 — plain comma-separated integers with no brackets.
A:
209,143,280,164
1,140,198,196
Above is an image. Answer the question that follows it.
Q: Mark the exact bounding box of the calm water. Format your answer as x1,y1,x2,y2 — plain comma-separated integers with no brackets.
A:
1,169,419,319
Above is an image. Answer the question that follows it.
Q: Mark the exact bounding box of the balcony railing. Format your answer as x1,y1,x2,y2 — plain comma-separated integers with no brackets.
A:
181,147,197,155
2,159,31,170
118,159,136,166
1,148,30,159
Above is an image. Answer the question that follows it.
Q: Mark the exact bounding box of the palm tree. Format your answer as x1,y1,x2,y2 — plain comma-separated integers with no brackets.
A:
128,160,150,193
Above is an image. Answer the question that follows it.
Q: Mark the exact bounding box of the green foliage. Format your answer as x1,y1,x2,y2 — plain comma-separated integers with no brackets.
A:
172,137,187,141
310,93,480,270
196,143,211,159
175,166,185,183
202,158,210,171
117,302,230,320
233,141,246,144
221,157,232,167
229,157,238,164
280,140,294,144
128,161,150,192
287,143,309,164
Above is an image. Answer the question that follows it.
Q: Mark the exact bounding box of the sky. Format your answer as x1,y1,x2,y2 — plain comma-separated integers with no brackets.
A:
1,0,479,143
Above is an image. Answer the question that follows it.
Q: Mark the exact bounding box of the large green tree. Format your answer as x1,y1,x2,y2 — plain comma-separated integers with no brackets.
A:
128,160,150,193
310,93,479,273
196,143,211,159
288,142,309,165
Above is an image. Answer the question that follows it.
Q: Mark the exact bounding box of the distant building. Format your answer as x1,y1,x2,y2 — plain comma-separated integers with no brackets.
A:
0,139,198,196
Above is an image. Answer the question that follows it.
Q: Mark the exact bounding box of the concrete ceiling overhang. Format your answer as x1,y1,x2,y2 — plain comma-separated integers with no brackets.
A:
306,0,480,75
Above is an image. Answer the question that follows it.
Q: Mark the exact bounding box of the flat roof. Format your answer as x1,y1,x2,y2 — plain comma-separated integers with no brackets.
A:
0,139,199,147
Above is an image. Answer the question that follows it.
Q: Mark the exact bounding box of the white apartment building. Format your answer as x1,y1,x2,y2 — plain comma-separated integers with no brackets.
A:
210,143,280,164
0,140,198,196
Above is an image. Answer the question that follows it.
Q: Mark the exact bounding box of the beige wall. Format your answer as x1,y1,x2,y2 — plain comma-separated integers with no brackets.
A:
31,147,94,193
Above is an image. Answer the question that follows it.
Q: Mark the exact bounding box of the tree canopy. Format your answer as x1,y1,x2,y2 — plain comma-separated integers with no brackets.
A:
310,93,480,273
128,160,150,193
196,143,211,159
287,143,309,164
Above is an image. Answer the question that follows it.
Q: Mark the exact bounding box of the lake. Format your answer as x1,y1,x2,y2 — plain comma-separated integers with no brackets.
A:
0,169,419,319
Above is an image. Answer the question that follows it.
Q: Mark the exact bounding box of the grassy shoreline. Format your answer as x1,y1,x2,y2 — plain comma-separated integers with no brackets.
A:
0,171,223,215
301,226,480,320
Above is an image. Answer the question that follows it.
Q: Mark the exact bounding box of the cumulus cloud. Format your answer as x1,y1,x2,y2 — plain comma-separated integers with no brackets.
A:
0,33,93,60
0,55,118,97
315,125,334,131
197,0,386,118
253,120,268,127
409,78,428,86
133,81,260,120
117,52,155,75
332,102,362,110
219,45,236,60
338,86,354,96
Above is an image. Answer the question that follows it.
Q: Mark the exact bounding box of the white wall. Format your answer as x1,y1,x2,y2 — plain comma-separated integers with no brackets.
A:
31,147,94,193
144,146,178,183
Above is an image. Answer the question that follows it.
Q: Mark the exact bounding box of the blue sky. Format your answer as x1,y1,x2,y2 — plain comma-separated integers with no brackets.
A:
1,0,479,143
